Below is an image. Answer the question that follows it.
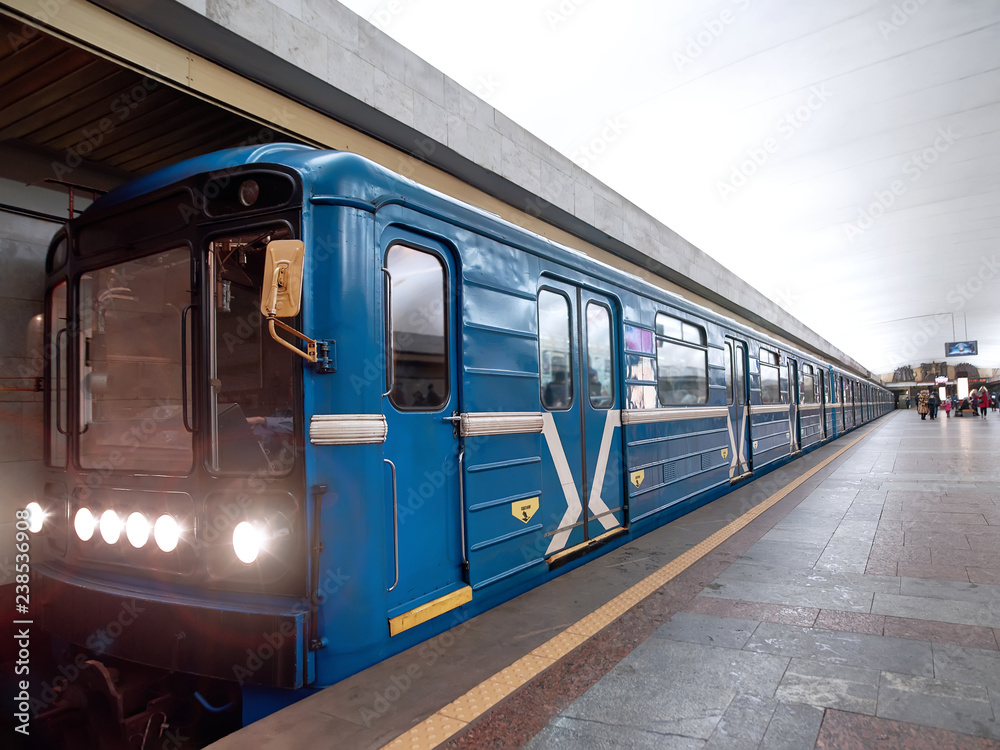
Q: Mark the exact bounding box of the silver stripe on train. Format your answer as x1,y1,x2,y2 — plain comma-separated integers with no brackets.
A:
621,406,729,425
748,404,789,415
459,412,545,437
310,414,388,445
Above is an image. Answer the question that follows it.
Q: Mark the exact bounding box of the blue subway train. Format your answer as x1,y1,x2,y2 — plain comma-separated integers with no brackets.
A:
28,143,890,743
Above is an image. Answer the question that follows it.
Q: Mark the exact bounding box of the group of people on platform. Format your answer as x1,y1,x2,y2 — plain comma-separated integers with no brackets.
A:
913,387,996,420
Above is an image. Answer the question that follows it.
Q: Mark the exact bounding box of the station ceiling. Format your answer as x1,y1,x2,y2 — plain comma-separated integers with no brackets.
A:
0,13,282,200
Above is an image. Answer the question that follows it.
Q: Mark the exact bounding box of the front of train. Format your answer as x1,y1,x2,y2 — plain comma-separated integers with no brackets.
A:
26,144,327,747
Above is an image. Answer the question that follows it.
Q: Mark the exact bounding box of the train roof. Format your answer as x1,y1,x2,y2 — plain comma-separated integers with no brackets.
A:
77,144,882,385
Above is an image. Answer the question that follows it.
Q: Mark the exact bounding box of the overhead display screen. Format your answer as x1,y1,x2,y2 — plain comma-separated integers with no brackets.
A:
945,341,978,356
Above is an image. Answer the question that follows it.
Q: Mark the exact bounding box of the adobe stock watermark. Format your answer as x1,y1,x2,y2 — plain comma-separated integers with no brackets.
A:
674,0,752,71
367,0,408,31
470,72,502,103
878,0,930,40
358,607,475,727
231,566,350,685
5,0,70,52
546,0,591,30
51,73,163,184
716,84,832,202
765,286,800,314
842,126,959,243
569,116,628,170
28,599,145,720
886,253,1000,366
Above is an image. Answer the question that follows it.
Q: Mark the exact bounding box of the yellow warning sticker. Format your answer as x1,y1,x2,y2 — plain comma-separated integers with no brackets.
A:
512,497,539,523
630,469,645,489
721,447,729,460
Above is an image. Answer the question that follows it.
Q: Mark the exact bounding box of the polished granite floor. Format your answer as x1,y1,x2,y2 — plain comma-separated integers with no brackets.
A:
521,409,1000,749
212,409,1000,749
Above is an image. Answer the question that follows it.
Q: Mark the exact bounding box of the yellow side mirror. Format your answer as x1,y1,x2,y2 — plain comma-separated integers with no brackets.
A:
261,240,305,318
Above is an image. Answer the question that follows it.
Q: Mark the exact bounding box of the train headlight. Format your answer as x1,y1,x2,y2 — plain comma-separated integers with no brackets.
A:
74,508,96,541
100,510,122,544
232,521,261,564
154,514,180,552
232,512,291,565
25,502,45,533
126,512,150,548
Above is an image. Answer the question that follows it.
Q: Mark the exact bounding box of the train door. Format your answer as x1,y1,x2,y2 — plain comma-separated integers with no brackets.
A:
819,370,828,439
837,376,845,432
539,280,624,558
381,229,468,627
788,359,801,453
724,338,752,481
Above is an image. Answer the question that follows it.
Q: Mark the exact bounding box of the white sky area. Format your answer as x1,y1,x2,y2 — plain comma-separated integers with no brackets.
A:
337,0,1000,375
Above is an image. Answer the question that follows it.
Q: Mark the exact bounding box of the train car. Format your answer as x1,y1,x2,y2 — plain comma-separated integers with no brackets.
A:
26,143,890,745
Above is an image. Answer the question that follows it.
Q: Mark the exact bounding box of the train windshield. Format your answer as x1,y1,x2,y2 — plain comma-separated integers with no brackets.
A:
208,226,299,475
78,248,194,472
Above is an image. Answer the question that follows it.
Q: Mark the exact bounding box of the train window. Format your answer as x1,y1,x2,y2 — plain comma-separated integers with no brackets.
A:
624,324,654,354
586,303,615,409
210,227,301,473
682,322,705,345
387,245,449,411
78,248,193,473
801,364,815,404
655,315,682,340
539,290,573,410
655,313,707,406
735,344,746,404
760,348,780,403
47,281,67,468
762,366,780,403
724,342,734,404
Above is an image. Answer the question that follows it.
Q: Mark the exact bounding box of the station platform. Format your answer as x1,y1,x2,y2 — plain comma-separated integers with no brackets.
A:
209,409,1000,749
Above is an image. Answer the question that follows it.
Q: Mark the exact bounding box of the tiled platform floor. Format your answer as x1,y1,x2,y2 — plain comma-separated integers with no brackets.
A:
523,410,1000,748
211,409,1000,749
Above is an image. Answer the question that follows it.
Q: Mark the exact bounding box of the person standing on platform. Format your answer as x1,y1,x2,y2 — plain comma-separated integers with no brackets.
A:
928,391,940,420
978,388,990,419
942,399,951,418
906,396,911,409
917,390,929,420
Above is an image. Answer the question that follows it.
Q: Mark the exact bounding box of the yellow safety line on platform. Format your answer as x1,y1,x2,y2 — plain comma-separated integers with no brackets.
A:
382,417,889,749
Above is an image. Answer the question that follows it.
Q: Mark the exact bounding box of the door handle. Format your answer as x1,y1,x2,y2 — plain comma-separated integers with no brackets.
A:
442,412,461,437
